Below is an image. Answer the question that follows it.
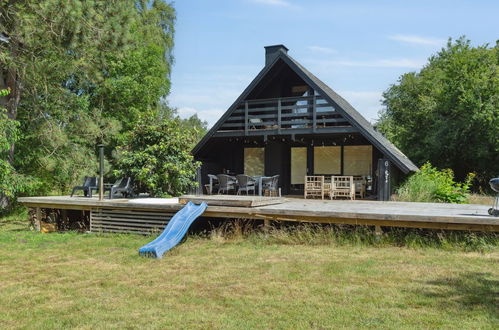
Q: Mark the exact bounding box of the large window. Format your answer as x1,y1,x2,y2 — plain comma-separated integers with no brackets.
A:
343,145,372,176
291,147,307,184
244,148,264,176
314,146,341,174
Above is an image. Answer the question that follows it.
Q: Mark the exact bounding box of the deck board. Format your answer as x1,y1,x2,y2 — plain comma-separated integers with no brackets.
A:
18,195,499,232
179,194,285,207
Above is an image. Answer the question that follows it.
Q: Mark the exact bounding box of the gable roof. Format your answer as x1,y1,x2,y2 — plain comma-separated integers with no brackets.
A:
192,48,418,174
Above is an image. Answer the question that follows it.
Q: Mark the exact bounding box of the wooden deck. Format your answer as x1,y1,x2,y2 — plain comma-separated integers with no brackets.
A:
18,195,499,232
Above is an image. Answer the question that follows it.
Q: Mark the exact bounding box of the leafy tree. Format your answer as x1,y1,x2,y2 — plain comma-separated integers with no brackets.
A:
0,88,34,211
114,113,200,197
378,37,499,187
0,0,176,197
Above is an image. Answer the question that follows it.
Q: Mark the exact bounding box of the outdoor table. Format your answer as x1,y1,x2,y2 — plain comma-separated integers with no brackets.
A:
252,175,272,196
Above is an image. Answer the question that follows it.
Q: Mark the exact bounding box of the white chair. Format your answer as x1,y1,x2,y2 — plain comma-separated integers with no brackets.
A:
331,176,355,200
304,176,324,199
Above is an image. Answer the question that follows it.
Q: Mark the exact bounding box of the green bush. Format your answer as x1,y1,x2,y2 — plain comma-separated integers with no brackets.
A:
396,162,474,203
113,114,200,197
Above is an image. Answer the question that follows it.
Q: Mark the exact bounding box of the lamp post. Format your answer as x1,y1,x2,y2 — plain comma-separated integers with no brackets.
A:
97,144,104,201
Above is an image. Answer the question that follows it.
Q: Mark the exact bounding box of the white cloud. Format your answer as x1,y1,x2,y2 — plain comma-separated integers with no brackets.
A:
308,45,338,55
389,34,445,46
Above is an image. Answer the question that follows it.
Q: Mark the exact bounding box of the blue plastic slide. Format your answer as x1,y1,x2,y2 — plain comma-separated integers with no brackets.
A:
138,201,207,258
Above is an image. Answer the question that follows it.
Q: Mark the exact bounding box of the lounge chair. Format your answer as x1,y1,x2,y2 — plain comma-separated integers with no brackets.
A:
106,177,135,199
71,176,98,198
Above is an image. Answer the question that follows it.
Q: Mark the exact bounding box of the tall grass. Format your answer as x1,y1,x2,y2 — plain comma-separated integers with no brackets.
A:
396,162,475,203
206,220,499,253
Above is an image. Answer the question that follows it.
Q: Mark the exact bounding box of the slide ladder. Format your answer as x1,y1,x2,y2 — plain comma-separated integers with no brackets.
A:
138,201,207,258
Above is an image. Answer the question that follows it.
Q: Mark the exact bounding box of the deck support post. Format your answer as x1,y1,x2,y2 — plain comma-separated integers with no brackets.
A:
34,207,41,232
61,209,67,230
263,218,271,231
374,225,383,239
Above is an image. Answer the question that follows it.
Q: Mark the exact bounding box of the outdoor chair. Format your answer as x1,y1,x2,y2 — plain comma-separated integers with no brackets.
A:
236,174,256,195
248,117,263,130
217,174,236,194
352,175,366,199
106,177,135,199
331,176,355,200
71,176,98,198
262,175,280,197
323,176,332,199
204,174,219,195
304,176,324,199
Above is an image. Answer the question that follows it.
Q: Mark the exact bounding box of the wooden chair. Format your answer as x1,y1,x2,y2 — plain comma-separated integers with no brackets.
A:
331,176,355,200
304,176,324,199
323,176,332,199
352,175,366,199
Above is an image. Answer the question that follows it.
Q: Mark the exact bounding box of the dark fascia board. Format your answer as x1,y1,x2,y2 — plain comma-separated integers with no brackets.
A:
192,49,418,174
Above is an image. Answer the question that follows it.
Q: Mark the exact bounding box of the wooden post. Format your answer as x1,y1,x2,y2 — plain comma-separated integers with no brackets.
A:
98,144,104,200
312,95,317,132
375,225,383,240
244,101,248,136
35,207,41,232
263,219,271,231
277,98,281,134
61,209,67,230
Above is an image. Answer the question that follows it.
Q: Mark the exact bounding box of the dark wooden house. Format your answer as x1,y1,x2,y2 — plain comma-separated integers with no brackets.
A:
192,45,417,199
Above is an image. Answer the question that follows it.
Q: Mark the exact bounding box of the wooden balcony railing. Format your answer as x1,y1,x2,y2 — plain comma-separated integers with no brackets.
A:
216,95,354,136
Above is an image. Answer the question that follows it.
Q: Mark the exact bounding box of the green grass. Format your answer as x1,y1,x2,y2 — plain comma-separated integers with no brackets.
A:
0,218,498,329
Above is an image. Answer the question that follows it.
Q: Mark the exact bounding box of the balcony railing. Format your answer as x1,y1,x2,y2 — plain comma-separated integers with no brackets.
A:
216,95,353,136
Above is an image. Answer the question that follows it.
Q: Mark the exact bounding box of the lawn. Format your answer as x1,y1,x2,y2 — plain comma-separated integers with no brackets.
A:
0,217,498,329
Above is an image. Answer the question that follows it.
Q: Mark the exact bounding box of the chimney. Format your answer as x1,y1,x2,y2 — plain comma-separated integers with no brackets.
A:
264,44,288,66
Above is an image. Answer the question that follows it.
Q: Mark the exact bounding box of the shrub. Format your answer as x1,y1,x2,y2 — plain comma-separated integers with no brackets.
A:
113,114,200,197
396,162,475,203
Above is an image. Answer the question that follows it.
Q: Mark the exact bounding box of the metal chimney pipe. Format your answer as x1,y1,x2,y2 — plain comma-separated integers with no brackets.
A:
97,144,104,201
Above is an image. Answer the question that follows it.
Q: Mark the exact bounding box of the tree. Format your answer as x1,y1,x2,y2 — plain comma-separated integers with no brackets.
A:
0,0,176,196
378,37,499,187
0,88,33,210
114,113,200,197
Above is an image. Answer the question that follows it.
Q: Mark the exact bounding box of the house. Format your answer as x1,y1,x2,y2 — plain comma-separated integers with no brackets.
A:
192,45,417,200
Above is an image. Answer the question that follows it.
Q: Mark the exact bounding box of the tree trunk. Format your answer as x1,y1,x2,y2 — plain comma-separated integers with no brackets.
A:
5,46,22,163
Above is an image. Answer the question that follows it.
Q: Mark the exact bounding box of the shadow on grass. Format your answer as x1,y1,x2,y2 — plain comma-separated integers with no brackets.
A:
420,272,498,320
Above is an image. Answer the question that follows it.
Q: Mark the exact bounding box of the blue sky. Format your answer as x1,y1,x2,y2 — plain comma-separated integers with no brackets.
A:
168,0,498,126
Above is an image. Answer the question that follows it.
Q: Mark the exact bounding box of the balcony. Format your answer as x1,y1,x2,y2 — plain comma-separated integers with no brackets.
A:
214,95,357,137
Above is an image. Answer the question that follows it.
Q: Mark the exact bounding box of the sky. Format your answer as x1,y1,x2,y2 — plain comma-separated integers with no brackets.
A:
168,0,498,127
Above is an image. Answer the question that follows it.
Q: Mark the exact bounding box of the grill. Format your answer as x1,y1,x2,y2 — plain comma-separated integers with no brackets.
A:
488,178,499,217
